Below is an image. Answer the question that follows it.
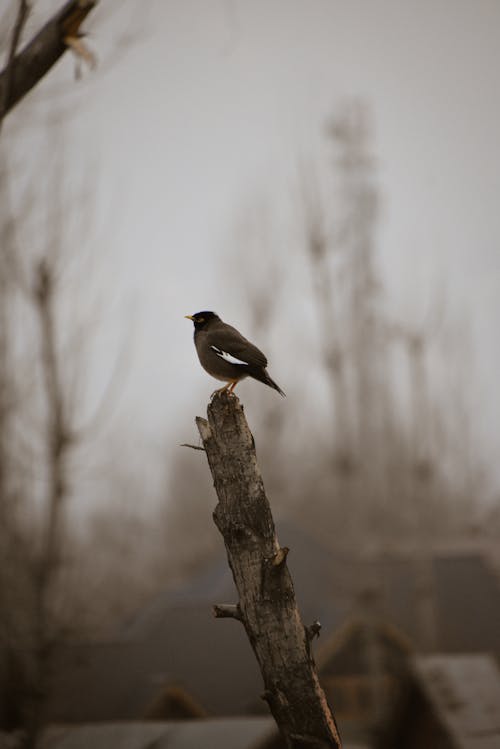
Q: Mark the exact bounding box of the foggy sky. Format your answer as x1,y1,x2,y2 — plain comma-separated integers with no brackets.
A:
6,0,500,496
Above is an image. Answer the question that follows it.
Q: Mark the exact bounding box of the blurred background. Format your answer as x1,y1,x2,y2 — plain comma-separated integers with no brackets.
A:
1,1,500,748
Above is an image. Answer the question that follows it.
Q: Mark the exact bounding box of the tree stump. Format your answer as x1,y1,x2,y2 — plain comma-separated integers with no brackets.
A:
196,392,342,749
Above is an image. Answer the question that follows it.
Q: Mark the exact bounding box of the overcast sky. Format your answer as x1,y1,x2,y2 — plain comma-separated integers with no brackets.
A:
6,0,500,496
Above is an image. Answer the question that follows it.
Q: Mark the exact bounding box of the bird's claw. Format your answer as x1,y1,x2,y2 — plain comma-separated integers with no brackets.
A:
210,390,239,401
210,387,227,399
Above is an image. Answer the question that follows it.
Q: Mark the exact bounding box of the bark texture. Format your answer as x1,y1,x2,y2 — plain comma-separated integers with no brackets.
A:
196,393,342,749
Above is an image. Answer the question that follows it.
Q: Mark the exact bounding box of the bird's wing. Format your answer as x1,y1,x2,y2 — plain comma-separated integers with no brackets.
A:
207,325,268,368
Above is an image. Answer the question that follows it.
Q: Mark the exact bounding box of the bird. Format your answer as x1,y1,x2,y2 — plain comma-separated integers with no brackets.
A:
185,311,285,398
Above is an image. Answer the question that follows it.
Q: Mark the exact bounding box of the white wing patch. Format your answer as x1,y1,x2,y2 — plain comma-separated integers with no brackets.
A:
211,345,248,366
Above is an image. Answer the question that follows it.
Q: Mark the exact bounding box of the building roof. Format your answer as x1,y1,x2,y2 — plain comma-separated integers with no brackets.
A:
317,616,413,675
121,522,500,658
40,718,275,749
44,522,500,723
46,612,263,721
121,519,352,641
412,654,500,749
432,556,500,654
38,720,369,749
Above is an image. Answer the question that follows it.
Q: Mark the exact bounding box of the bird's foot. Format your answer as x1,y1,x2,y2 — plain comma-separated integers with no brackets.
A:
210,380,239,399
210,385,229,399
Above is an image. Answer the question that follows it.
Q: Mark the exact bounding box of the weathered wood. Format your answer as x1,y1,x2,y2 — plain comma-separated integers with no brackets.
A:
196,392,342,749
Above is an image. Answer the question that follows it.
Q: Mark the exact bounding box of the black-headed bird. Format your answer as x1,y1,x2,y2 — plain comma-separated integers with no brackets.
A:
185,311,285,397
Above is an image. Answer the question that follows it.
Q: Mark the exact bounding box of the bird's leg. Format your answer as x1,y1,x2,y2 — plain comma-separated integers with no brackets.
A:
210,380,240,399
210,382,232,399
227,380,239,395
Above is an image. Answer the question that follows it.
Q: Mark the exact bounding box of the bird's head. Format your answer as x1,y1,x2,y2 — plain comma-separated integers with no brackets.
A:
184,310,219,330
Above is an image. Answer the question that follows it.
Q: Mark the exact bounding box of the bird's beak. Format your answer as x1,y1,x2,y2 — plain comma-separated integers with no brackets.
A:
184,315,194,321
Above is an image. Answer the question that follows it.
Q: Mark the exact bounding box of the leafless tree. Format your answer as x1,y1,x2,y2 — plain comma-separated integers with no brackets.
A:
0,11,103,732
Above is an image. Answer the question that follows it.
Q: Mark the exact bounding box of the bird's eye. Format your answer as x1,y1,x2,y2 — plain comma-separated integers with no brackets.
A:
197,317,204,322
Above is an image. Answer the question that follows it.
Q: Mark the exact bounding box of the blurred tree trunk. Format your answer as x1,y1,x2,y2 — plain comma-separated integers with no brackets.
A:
196,394,342,749
21,259,74,749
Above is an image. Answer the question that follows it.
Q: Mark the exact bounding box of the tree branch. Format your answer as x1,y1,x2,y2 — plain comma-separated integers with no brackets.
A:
0,0,97,122
212,603,242,621
196,393,342,749
180,442,205,452
0,1,30,127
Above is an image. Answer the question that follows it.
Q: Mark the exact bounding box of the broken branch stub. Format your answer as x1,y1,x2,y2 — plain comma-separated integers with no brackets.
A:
195,392,341,749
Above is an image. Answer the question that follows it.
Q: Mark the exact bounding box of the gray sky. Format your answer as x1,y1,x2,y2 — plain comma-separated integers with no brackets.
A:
7,0,500,496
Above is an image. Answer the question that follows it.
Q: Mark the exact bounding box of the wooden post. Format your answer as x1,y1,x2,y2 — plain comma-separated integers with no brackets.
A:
196,392,342,749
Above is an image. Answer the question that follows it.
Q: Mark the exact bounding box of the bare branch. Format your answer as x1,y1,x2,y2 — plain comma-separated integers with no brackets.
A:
212,603,242,620
0,0,97,122
180,442,206,452
271,545,289,567
0,0,30,128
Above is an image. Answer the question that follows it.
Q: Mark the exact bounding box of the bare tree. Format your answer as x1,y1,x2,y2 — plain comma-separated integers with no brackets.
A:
0,152,94,742
16,258,74,749
0,72,105,748
301,164,354,476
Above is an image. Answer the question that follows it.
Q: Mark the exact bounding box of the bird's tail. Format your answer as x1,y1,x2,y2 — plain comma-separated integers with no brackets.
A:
263,370,286,397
